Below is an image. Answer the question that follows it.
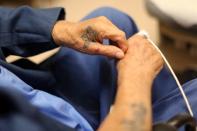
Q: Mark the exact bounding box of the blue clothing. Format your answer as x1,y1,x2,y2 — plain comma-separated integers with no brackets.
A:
0,6,197,131
0,87,75,131
0,65,93,131
0,6,138,130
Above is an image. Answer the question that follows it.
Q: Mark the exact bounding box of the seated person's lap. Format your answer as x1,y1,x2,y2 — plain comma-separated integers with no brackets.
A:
47,7,187,128
47,7,138,127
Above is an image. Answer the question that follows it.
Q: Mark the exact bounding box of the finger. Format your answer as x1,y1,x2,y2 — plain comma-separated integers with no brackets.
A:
102,28,128,53
82,17,128,52
109,34,128,53
100,18,129,52
85,42,125,59
93,19,128,52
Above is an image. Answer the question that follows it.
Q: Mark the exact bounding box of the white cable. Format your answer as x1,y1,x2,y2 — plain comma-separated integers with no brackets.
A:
137,30,194,117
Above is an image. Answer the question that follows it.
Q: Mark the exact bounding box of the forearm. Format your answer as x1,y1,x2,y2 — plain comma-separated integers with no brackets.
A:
98,73,153,131
98,33,164,131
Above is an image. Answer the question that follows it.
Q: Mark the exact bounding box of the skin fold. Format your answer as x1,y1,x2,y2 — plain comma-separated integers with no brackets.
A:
52,17,164,131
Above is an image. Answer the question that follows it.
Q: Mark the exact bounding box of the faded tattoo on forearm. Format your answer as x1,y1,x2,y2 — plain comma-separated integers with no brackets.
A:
121,103,147,131
81,26,99,49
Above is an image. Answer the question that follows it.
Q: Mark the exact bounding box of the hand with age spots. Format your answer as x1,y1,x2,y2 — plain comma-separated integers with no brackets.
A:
117,34,164,85
98,35,164,131
52,16,128,59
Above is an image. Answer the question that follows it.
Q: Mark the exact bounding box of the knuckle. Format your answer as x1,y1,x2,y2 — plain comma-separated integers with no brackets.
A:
98,16,107,20
116,31,126,42
98,16,110,23
93,46,101,53
99,30,105,38
133,35,144,41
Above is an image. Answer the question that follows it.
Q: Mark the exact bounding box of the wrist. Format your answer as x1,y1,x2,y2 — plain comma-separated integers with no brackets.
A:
115,71,153,105
117,69,154,88
114,86,151,107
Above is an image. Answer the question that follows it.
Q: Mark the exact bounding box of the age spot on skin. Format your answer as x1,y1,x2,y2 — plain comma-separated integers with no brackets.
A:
120,103,147,131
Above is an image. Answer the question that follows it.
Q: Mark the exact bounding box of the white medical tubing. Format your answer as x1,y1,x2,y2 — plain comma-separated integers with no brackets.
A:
137,31,194,117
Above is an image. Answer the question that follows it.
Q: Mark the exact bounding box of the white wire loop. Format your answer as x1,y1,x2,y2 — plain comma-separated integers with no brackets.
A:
137,30,194,117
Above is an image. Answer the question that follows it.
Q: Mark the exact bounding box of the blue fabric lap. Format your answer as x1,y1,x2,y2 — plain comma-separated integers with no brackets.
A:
0,65,93,131
152,66,178,104
153,78,197,131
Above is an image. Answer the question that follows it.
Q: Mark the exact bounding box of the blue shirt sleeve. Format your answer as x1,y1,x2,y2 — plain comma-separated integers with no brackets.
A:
0,6,65,57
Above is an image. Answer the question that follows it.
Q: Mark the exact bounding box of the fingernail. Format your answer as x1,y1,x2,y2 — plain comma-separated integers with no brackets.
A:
115,51,124,59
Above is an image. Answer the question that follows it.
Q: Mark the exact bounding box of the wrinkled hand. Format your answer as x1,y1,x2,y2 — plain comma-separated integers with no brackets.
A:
52,16,128,59
117,35,164,86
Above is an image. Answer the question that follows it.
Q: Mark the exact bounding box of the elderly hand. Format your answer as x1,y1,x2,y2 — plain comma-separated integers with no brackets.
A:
117,34,164,87
99,35,164,131
52,16,128,59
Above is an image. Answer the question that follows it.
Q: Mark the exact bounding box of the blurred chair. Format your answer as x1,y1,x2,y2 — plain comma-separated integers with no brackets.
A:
145,0,197,56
